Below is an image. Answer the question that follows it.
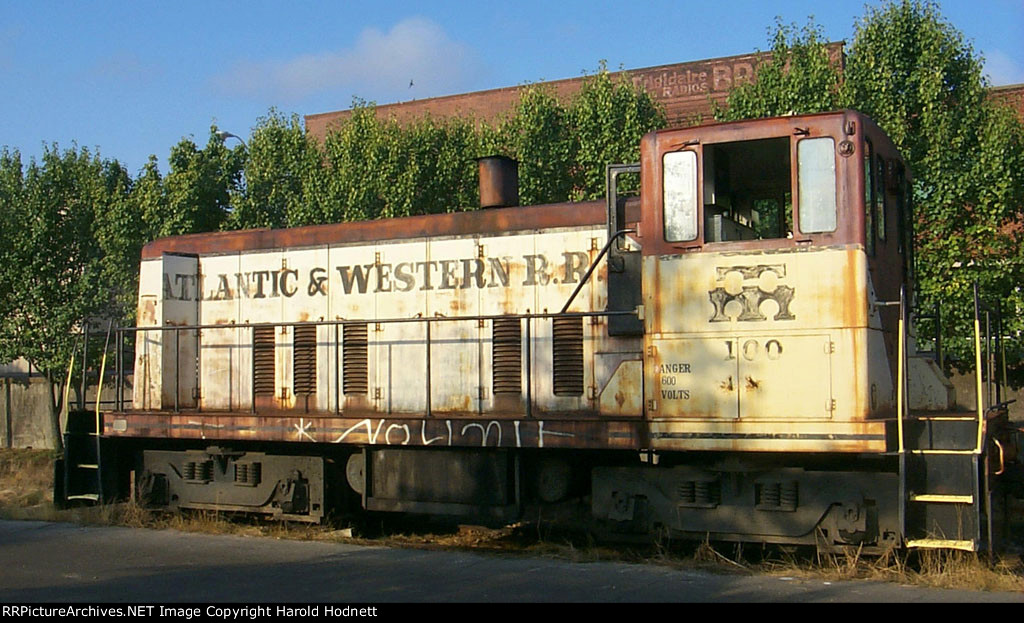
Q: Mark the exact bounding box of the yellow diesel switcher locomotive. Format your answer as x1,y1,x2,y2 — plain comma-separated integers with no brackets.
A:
58,110,1018,553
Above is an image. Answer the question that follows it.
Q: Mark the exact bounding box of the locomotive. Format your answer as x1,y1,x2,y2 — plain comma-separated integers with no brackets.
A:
58,110,1016,552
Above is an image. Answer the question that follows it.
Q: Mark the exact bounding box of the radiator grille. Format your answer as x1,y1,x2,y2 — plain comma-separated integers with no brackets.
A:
253,326,275,396
492,317,522,395
552,316,584,396
343,323,369,395
293,324,317,395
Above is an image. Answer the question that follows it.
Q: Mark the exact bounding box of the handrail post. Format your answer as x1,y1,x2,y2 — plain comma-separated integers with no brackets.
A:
95,321,112,425
524,316,532,419
174,327,180,413
115,327,121,412
80,324,89,411
335,322,340,415
425,320,432,418
973,283,984,453
897,286,906,454
999,301,1008,404
985,310,993,409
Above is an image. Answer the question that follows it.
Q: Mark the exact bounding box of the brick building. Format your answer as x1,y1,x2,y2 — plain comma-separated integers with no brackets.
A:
305,45,1023,141
305,46,841,140
991,83,1024,119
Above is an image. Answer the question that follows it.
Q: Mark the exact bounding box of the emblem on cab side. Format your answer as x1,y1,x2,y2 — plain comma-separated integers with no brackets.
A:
708,264,795,322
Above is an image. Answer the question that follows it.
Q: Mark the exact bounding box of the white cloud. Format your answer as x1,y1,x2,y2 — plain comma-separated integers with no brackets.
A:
212,17,481,103
984,49,1024,86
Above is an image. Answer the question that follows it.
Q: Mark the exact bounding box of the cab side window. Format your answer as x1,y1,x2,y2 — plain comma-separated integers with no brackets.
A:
663,150,698,242
864,140,876,256
797,137,837,233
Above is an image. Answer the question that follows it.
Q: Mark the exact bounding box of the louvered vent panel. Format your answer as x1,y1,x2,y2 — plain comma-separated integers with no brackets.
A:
253,326,276,396
293,324,317,396
552,316,584,396
492,317,522,395
343,323,369,395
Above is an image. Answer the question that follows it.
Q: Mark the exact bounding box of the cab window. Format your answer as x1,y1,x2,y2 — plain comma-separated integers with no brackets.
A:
797,137,837,233
875,156,887,241
702,137,790,242
663,150,698,242
864,140,876,256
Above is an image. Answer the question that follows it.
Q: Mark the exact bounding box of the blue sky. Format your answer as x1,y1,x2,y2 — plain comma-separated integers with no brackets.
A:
1,1,1021,175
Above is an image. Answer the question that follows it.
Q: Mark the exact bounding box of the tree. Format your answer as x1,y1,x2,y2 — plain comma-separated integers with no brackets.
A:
494,66,665,204
714,19,841,121
156,128,242,236
840,0,1024,381
225,109,319,230
312,103,485,223
0,145,135,448
569,64,666,200
496,84,575,205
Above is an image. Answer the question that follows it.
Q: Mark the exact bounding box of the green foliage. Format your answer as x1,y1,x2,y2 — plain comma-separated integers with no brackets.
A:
840,0,987,178
0,145,141,444
227,109,318,230
496,85,574,205
842,0,1024,379
156,128,242,236
312,104,482,223
569,64,666,200
714,19,840,121
496,65,665,204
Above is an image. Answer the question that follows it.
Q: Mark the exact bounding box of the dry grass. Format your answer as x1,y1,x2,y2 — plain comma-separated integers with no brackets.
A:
0,449,56,518
745,542,1024,592
1,448,1022,592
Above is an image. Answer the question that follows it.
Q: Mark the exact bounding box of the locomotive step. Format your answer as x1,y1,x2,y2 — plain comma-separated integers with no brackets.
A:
901,415,981,452
908,494,974,504
66,494,99,502
906,538,976,551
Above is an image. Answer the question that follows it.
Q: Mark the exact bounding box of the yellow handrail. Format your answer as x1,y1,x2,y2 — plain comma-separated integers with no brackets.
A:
973,313,984,454
94,321,113,433
61,351,75,435
897,287,905,454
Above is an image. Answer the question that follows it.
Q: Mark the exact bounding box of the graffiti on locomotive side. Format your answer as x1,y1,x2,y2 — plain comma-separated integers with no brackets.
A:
289,418,576,448
161,251,592,301
708,264,795,323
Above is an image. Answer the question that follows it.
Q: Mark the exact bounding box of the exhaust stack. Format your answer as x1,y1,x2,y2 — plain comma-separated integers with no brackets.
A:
477,156,519,209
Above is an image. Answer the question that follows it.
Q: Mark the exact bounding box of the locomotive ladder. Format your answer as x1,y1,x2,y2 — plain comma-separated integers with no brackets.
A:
58,322,112,507
895,285,1004,553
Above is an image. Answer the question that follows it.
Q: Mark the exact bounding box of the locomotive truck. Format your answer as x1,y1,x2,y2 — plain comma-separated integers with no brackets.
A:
58,110,1018,552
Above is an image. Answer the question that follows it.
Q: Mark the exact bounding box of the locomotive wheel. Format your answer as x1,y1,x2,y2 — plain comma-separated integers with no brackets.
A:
345,453,365,495
536,457,572,503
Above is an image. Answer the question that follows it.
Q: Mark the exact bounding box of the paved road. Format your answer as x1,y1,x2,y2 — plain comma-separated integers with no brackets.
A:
0,520,1020,603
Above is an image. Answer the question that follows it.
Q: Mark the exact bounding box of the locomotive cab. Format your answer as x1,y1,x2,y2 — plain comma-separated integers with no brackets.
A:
589,110,982,550
629,110,928,450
